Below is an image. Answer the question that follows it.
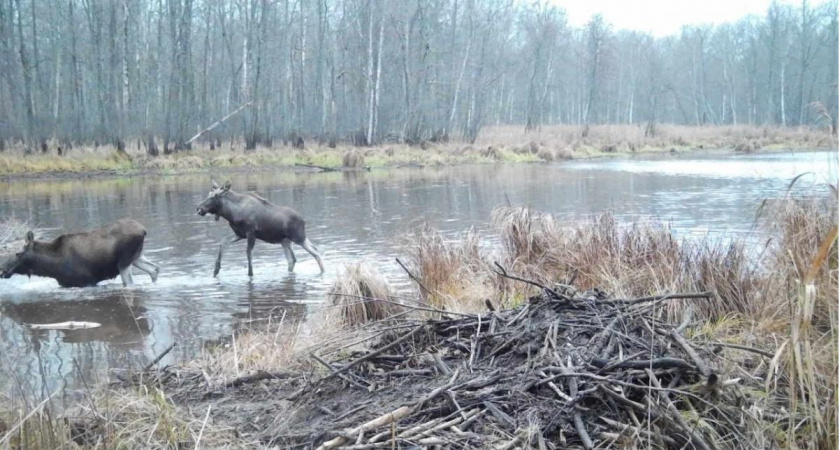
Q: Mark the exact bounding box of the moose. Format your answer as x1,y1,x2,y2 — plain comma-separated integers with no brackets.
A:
0,219,160,288
196,180,325,277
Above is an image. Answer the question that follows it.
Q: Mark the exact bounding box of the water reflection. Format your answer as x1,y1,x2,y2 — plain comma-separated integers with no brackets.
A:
0,150,835,401
1,293,150,345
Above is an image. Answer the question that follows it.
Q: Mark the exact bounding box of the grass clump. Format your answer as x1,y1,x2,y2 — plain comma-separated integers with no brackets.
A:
327,262,399,327
341,149,366,168
491,207,765,320
402,225,490,310
0,387,242,449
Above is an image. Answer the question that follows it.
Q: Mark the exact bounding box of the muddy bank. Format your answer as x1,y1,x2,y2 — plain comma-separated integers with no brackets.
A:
1,124,834,181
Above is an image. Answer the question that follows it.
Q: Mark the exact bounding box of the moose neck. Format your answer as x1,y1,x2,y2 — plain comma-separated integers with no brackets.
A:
218,191,250,222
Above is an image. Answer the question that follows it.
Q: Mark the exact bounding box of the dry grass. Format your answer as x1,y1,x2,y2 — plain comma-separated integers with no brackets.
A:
0,387,244,449
341,149,366,168
327,262,400,327
401,225,491,311
477,124,837,155
492,208,765,320
2,124,830,177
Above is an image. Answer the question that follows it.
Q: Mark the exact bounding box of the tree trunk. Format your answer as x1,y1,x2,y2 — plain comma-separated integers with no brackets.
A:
365,0,374,145
13,0,35,149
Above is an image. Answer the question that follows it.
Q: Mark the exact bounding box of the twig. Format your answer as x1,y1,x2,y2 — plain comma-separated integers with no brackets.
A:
645,369,716,450
144,342,176,372
222,370,295,389
676,305,694,334
559,358,593,450
395,258,436,300
591,356,695,371
415,368,460,411
482,401,516,430
590,316,620,357
708,341,775,358
495,431,523,450
194,404,212,449
311,353,369,390
491,262,570,301
599,291,714,305
322,326,425,383
669,329,718,385
186,102,251,145
400,409,477,440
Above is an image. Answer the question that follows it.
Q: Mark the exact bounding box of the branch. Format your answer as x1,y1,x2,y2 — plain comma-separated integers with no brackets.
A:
186,101,252,145
491,261,570,301
143,342,176,371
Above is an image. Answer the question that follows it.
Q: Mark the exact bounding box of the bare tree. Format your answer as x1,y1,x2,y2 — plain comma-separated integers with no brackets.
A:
0,0,834,152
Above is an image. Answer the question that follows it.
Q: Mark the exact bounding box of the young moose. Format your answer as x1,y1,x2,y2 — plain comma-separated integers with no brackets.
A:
0,219,160,288
196,181,325,276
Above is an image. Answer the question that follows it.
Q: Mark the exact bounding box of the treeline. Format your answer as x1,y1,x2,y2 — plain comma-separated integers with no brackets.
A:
0,0,836,154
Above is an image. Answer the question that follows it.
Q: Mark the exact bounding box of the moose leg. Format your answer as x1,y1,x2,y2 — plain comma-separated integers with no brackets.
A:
246,231,256,277
281,239,297,272
133,255,160,282
119,266,134,286
215,235,243,277
299,238,325,274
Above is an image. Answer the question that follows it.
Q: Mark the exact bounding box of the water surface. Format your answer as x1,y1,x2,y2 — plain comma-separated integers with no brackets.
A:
0,149,835,401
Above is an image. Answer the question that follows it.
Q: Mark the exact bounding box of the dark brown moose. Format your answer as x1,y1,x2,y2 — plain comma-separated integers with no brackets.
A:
0,219,160,288
196,180,325,276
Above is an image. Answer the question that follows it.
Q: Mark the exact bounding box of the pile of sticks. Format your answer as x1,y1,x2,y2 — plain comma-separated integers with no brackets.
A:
284,281,753,450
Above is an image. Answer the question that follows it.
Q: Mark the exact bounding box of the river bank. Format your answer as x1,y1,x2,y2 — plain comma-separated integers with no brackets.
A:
0,124,834,180
0,191,836,449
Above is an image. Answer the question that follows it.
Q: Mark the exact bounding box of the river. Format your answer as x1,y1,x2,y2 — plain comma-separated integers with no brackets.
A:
0,149,835,402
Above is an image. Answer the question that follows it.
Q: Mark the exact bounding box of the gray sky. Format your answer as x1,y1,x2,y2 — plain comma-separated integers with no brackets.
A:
556,0,830,37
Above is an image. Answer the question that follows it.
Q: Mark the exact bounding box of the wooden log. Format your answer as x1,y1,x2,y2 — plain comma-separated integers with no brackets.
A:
316,406,411,450
559,359,593,450
295,163,339,172
221,370,295,389
30,321,101,330
669,329,718,385
143,343,176,371
591,356,695,371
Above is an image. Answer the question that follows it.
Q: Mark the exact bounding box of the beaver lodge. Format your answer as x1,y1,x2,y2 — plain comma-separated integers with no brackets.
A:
97,270,784,450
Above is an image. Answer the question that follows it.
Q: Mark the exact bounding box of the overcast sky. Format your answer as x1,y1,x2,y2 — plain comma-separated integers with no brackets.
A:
556,0,832,37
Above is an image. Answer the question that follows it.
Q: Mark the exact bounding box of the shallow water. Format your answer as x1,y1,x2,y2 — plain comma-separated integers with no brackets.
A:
0,149,835,401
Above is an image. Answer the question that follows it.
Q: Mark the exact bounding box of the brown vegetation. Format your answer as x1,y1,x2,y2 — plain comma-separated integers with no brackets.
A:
1,191,835,449
0,124,834,177
327,262,400,327
341,149,366,169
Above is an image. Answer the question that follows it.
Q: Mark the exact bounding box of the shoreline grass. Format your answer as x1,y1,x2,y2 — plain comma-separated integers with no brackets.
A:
0,124,834,178
0,190,836,448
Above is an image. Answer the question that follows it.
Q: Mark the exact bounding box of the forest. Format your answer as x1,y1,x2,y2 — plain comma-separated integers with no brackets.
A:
0,0,837,155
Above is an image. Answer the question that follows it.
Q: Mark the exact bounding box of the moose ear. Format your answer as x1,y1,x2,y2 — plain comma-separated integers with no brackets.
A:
222,181,232,191
211,179,220,189
25,231,34,245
